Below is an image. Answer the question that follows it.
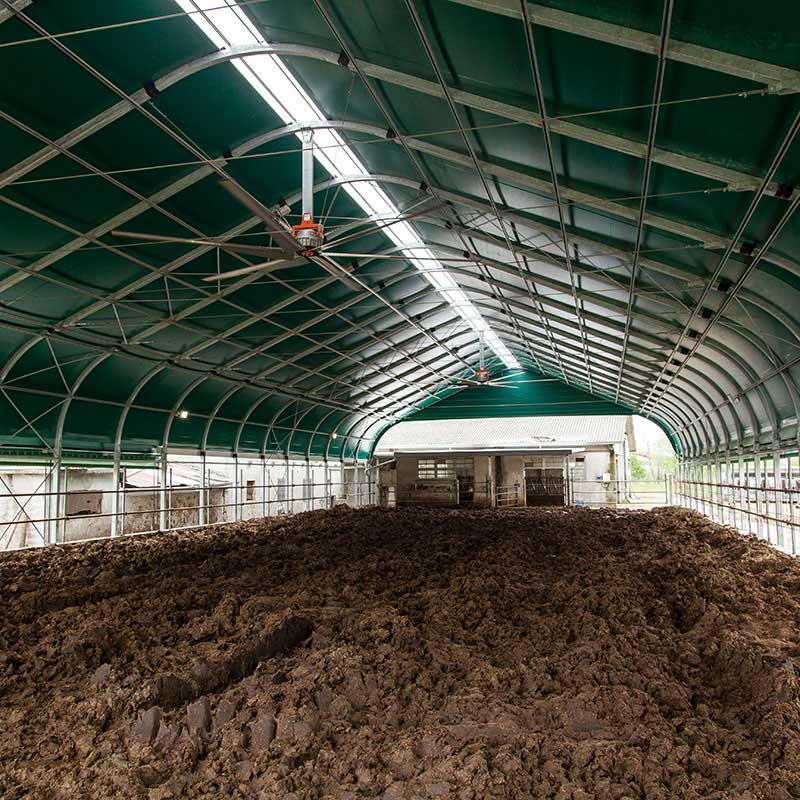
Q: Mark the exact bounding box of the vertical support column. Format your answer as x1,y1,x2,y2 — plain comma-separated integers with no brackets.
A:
232,453,239,522
324,460,331,509
111,450,122,537
726,454,735,530
754,452,765,541
266,463,273,517
285,458,290,514
789,453,798,555
698,462,706,516
261,456,267,518
158,448,168,532
121,466,127,535
773,448,783,549
305,460,312,512
198,452,207,527
738,452,753,533
715,458,723,525
48,453,63,545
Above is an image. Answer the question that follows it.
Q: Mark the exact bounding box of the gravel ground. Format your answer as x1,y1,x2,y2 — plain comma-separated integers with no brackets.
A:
1,506,799,799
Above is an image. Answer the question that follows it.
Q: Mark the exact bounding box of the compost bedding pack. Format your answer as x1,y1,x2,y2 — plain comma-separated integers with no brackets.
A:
1,506,799,798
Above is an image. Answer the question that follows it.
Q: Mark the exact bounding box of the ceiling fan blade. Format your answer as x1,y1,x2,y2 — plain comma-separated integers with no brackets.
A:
202,259,296,282
111,230,288,259
322,252,480,262
219,243,288,258
310,253,362,292
217,179,299,256
450,378,478,387
320,203,443,250
111,230,221,247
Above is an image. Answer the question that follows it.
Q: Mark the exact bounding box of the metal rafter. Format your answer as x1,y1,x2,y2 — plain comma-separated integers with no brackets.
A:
311,0,544,375
640,109,800,417
0,2,473,385
615,0,673,401
0,42,789,200
518,0,594,390
448,0,800,94
398,0,572,378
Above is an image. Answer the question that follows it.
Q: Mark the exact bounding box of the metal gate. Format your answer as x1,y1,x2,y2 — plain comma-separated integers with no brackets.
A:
524,468,566,506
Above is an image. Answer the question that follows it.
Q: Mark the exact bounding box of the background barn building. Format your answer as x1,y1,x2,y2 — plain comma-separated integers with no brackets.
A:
375,415,636,507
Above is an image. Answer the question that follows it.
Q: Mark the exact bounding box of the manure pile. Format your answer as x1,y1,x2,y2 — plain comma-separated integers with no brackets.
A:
1,506,800,799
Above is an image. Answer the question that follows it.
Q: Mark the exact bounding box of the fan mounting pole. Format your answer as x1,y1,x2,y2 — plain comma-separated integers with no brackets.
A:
292,129,324,252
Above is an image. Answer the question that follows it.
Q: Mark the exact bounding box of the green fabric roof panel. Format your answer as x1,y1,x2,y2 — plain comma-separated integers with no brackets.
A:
1,0,800,465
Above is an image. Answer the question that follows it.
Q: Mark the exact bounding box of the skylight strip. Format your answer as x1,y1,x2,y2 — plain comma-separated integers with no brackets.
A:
175,0,520,369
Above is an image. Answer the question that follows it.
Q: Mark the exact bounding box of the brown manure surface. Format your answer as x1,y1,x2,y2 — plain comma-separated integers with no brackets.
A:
1,506,800,799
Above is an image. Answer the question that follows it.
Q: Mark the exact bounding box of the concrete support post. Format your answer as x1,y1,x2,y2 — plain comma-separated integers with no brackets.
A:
305,460,312,512
715,458,723,525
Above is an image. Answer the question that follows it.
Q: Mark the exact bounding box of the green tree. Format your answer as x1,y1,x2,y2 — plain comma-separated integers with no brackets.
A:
631,454,648,480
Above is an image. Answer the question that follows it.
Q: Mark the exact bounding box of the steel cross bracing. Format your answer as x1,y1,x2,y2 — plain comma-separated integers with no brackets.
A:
0,3,796,460
0,131,479,419
517,0,594,392
0,1,476,387
1,43,798,279
1,161,788,450
398,0,574,381
352,249,747,454
0,202,437,421
447,0,800,94
0,40,794,203
639,109,800,422
1,154,792,428
431,247,775,448
310,0,545,376
615,0,674,401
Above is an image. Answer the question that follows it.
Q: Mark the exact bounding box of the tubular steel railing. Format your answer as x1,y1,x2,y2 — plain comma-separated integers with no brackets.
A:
676,477,799,555
0,472,375,551
569,477,673,509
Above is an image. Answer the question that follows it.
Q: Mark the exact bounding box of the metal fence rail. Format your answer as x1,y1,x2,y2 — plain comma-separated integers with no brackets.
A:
676,477,799,555
568,478,673,508
0,458,376,551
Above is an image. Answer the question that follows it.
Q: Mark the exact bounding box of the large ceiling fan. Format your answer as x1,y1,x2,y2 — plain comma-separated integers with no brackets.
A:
111,129,445,289
447,334,525,388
